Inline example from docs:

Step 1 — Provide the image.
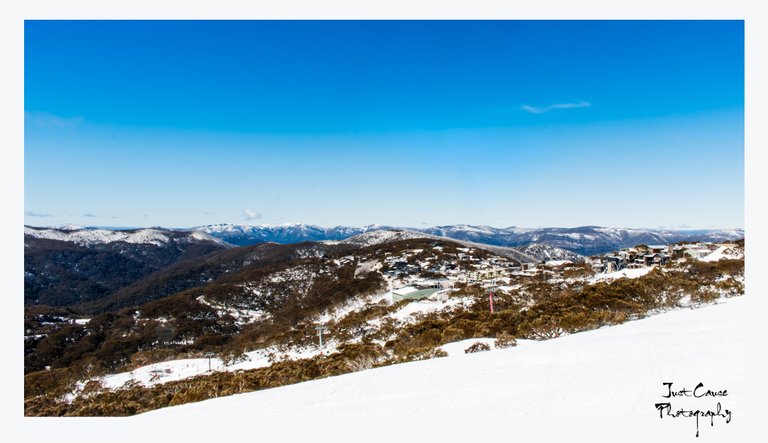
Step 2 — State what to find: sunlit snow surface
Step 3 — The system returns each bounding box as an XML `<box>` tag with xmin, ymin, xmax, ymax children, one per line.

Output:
<box><xmin>24</xmin><ymin>226</ymin><xmax>227</xmax><ymax>247</ymax></box>
<box><xmin>700</xmin><ymin>245</ymin><xmax>744</xmax><ymax>262</ymax></box>
<box><xmin>144</xmin><ymin>297</ymin><xmax>744</xmax><ymax>423</ymax></box>
<box><xmin>590</xmin><ymin>266</ymin><xmax>655</xmax><ymax>283</ymax></box>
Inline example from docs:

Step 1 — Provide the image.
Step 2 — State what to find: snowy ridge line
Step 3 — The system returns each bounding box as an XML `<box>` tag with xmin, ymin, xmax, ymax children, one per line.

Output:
<box><xmin>193</xmin><ymin>223</ymin><xmax>744</xmax><ymax>256</ymax></box>
<box><xmin>322</xmin><ymin>229</ymin><xmax>541</xmax><ymax>264</ymax></box>
<box><xmin>25</xmin><ymin>226</ymin><xmax>172</xmax><ymax>247</ymax></box>
<box><xmin>27</xmin><ymin>223</ymin><xmax>744</xmax><ymax>255</ymax></box>
<box><xmin>444</xmin><ymin>237</ymin><xmax>541</xmax><ymax>263</ymax></box>
<box><xmin>334</xmin><ymin>229</ymin><xmax>443</xmax><ymax>247</ymax></box>
<box><xmin>24</xmin><ymin>225</ymin><xmax>230</xmax><ymax>248</ymax></box>
<box><xmin>334</xmin><ymin>229</ymin><xmax>544</xmax><ymax>264</ymax></box>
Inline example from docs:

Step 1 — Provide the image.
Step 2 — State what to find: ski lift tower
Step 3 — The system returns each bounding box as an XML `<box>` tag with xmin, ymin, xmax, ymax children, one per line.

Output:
<box><xmin>204</xmin><ymin>351</ymin><xmax>216</xmax><ymax>372</ymax></box>
<box><xmin>315</xmin><ymin>325</ymin><xmax>327</xmax><ymax>348</ymax></box>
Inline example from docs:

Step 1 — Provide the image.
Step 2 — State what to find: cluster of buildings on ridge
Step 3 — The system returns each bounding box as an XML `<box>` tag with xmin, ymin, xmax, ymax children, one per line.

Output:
<box><xmin>383</xmin><ymin>241</ymin><xmax>742</xmax><ymax>303</ymax></box>
<box><xmin>380</xmin><ymin>246</ymin><xmax>521</xmax><ymax>303</ymax></box>
<box><xmin>594</xmin><ymin>242</ymin><xmax>738</xmax><ymax>273</ymax></box>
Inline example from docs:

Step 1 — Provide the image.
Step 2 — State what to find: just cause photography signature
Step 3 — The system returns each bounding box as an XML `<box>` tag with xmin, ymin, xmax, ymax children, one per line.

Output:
<box><xmin>654</xmin><ymin>382</ymin><xmax>732</xmax><ymax>437</ymax></box>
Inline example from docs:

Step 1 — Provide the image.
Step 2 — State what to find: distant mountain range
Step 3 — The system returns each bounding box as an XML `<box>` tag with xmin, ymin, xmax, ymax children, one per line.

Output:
<box><xmin>24</xmin><ymin>226</ymin><xmax>229</xmax><ymax>307</ymax></box>
<box><xmin>23</xmin><ymin>223</ymin><xmax>743</xmax><ymax>308</ymax></box>
<box><xmin>193</xmin><ymin>223</ymin><xmax>744</xmax><ymax>256</ymax></box>
<box><xmin>192</xmin><ymin>223</ymin><xmax>385</xmax><ymax>246</ymax></box>
<box><xmin>26</xmin><ymin>223</ymin><xmax>744</xmax><ymax>257</ymax></box>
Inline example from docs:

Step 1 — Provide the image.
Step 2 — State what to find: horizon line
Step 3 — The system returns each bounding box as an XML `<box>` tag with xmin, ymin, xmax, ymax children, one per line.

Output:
<box><xmin>23</xmin><ymin>222</ymin><xmax>745</xmax><ymax>232</ymax></box>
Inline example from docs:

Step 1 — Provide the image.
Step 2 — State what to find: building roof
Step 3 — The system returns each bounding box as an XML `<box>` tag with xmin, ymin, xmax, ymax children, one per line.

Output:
<box><xmin>392</xmin><ymin>286</ymin><xmax>418</xmax><ymax>296</ymax></box>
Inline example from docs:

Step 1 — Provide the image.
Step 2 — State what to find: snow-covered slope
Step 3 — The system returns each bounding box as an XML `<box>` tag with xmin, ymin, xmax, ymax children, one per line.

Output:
<box><xmin>25</xmin><ymin>226</ymin><xmax>172</xmax><ymax>247</ymax></box>
<box><xmin>323</xmin><ymin>229</ymin><xmax>540</xmax><ymax>265</ymax></box>
<box><xmin>518</xmin><ymin>242</ymin><xmax>584</xmax><ymax>262</ymax></box>
<box><xmin>335</xmin><ymin>229</ymin><xmax>437</xmax><ymax>247</ymax></box>
<box><xmin>701</xmin><ymin>245</ymin><xmax>745</xmax><ymax>262</ymax></box>
<box><xmin>145</xmin><ymin>297</ymin><xmax>744</xmax><ymax>438</ymax></box>
<box><xmin>25</xmin><ymin>225</ymin><xmax>229</xmax><ymax>248</ymax></box>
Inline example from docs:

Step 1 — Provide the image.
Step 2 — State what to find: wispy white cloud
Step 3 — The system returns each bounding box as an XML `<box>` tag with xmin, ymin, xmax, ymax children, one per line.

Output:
<box><xmin>25</xmin><ymin>210</ymin><xmax>52</xmax><ymax>217</ymax></box>
<box><xmin>25</xmin><ymin>111</ymin><xmax>85</xmax><ymax>128</ymax></box>
<box><xmin>83</xmin><ymin>213</ymin><xmax>98</xmax><ymax>218</ymax></box>
<box><xmin>243</xmin><ymin>209</ymin><xmax>263</xmax><ymax>221</ymax></box>
<box><xmin>520</xmin><ymin>101</ymin><xmax>591</xmax><ymax>114</ymax></box>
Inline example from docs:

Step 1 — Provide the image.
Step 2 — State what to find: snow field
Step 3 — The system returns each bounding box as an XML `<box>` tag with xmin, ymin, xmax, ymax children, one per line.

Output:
<box><xmin>144</xmin><ymin>297</ymin><xmax>744</xmax><ymax>422</ymax></box>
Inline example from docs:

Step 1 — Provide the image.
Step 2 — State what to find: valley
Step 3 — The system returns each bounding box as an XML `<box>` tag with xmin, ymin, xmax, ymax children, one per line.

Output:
<box><xmin>23</xmin><ymin>224</ymin><xmax>744</xmax><ymax>416</ymax></box>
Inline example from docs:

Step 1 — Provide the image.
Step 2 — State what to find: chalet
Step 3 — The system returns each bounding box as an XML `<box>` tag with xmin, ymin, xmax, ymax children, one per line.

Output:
<box><xmin>643</xmin><ymin>252</ymin><xmax>670</xmax><ymax>266</ymax></box>
<box><xmin>591</xmin><ymin>260</ymin><xmax>606</xmax><ymax>273</ymax></box>
<box><xmin>629</xmin><ymin>256</ymin><xmax>646</xmax><ymax>268</ymax></box>
<box><xmin>604</xmin><ymin>254</ymin><xmax>627</xmax><ymax>272</ymax></box>
<box><xmin>481</xmin><ymin>281</ymin><xmax>498</xmax><ymax>290</ymax></box>
<box><xmin>670</xmin><ymin>244</ymin><xmax>687</xmax><ymax>259</ymax></box>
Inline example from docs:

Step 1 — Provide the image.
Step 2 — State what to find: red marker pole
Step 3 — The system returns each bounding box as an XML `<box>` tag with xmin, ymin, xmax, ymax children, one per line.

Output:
<box><xmin>489</xmin><ymin>291</ymin><xmax>494</xmax><ymax>314</ymax></box>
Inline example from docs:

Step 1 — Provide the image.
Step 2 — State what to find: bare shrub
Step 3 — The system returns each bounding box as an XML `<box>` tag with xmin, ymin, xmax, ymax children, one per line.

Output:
<box><xmin>494</xmin><ymin>332</ymin><xmax>517</xmax><ymax>349</ymax></box>
<box><xmin>464</xmin><ymin>342</ymin><xmax>491</xmax><ymax>354</ymax></box>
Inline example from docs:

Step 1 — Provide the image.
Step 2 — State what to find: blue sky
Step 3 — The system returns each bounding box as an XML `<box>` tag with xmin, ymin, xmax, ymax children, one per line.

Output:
<box><xmin>24</xmin><ymin>20</ymin><xmax>744</xmax><ymax>229</ymax></box>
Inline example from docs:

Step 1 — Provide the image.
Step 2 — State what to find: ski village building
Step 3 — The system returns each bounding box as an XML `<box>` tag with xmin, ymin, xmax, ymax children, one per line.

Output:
<box><xmin>390</xmin><ymin>285</ymin><xmax>440</xmax><ymax>302</ymax></box>
<box><xmin>597</xmin><ymin>242</ymin><xmax>738</xmax><ymax>273</ymax></box>
<box><xmin>602</xmin><ymin>245</ymin><xmax>673</xmax><ymax>272</ymax></box>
